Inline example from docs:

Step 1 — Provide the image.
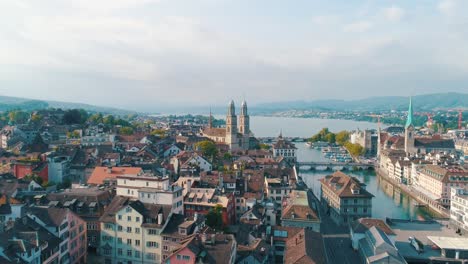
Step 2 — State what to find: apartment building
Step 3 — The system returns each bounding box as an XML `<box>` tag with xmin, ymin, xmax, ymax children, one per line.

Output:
<box><xmin>414</xmin><ymin>165</ymin><xmax>468</xmax><ymax>207</ymax></box>
<box><xmin>320</xmin><ymin>171</ymin><xmax>374</xmax><ymax>225</ymax></box>
<box><xmin>450</xmin><ymin>188</ymin><xmax>468</xmax><ymax>234</ymax></box>
<box><xmin>100</xmin><ymin>196</ymin><xmax>172</xmax><ymax>264</ymax></box>
<box><xmin>116</xmin><ymin>172</ymin><xmax>184</xmax><ymax>214</ymax></box>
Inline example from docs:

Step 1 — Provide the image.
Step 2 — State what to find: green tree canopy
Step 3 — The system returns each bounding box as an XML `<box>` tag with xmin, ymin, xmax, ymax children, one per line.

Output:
<box><xmin>8</xmin><ymin>111</ymin><xmax>29</xmax><ymax>124</ymax></box>
<box><xmin>344</xmin><ymin>142</ymin><xmax>365</xmax><ymax>157</ymax></box>
<box><xmin>195</xmin><ymin>140</ymin><xmax>218</xmax><ymax>158</ymax></box>
<box><xmin>335</xmin><ymin>131</ymin><xmax>350</xmax><ymax>145</ymax></box>
<box><xmin>63</xmin><ymin>109</ymin><xmax>88</xmax><ymax>124</ymax></box>
<box><xmin>205</xmin><ymin>204</ymin><xmax>224</xmax><ymax>230</ymax></box>
<box><xmin>119</xmin><ymin>126</ymin><xmax>134</xmax><ymax>135</ymax></box>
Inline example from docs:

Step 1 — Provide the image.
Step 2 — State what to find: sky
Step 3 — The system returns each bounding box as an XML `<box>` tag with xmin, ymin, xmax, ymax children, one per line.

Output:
<box><xmin>1</xmin><ymin>0</ymin><xmax>468</xmax><ymax>111</ymax></box>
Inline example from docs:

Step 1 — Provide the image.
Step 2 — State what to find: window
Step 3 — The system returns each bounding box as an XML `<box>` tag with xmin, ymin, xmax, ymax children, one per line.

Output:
<box><xmin>135</xmin><ymin>251</ymin><xmax>140</xmax><ymax>258</ymax></box>
<box><xmin>118</xmin><ymin>238</ymin><xmax>122</xmax><ymax>244</ymax></box>
<box><xmin>183</xmin><ymin>256</ymin><xmax>190</xmax><ymax>260</ymax></box>
<box><xmin>126</xmin><ymin>207</ymin><xmax>132</xmax><ymax>213</ymax></box>
<box><xmin>146</xmin><ymin>241</ymin><xmax>159</xmax><ymax>248</ymax></box>
<box><xmin>127</xmin><ymin>239</ymin><xmax>132</xmax><ymax>245</ymax></box>
<box><xmin>118</xmin><ymin>248</ymin><xmax>123</xmax><ymax>256</ymax></box>
<box><xmin>127</xmin><ymin>227</ymin><xmax>132</xmax><ymax>233</ymax></box>
<box><xmin>118</xmin><ymin>225</ymin><xmax>123</xmax><ymax>232</ymax></box>
<box><xmin>136</xmin><ymin>217</ymin><xmax>140</xmax><ymax>222</ymax></box>
<box><xmin>127</xmin><ymin>250</ymin><xmax>132</xmax><ymax>257</ymax></box>
<box><xmin>104</xmin><ymin>248</ymin><xmax>111</xmax><ymax>255</ymax></box>
<box><xmin>128</xmin><ymin>216</ymin><xmax>132</xmax><ymax>221</ymax></box>
<box><xmin>105</xmin><ymin>223</ymin><xmax>113</xmax><ymax>230</ymax></box>
<box><xmin>135</xmin><ymin>240</ymin><xmax>140</xmax><ymax>246</ymax></box>
<box><xmin>163</xmin><ymin>245</ymin><xmax>168</xmax><ymax>251</ymax></box>
<box><xmin>118</xmin><ymin>215</ymin><xmax>122</xmax><ymax>220</ymax></box>
<box><xmin>147</xmin><ymin>229</ymin><xmax>157</xmax><ymax>235</ymax></box>
<box><xmin>146</xmin><ymin>253</ymin><xmax>156</xmax><ymax>260</ymax></box>
<box><xmin>135</xmin><ymin>228</ymin><xmax>140</xmax><ymax>234</ymax></box>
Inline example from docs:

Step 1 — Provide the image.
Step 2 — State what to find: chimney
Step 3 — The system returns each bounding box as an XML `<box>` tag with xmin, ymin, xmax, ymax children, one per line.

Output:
<box><xmin>158</xmin><ymin>213</ymin><xmax>163</xmax><ymax>225</ymax></box>
<box><xmin>187</xmin><ymin>179</ymin><xmax>192</xmax><ymax>193</ymax></box>
<box><xmin>107</xmin><ymin>166</ymin><xmax>112</xmax><ymax>174</ymax></box>
<box><xmin>244</xmin><ymin>175</ymin><xmax>248</xmax><ymax>193</ymax></box>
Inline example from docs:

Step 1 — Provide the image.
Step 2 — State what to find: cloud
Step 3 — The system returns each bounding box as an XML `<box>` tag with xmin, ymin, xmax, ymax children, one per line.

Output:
<box><xmin>312</xmin><ymin>15</ymin><xmax>340</xmax><ymax>26</ymax></box>
<box><xmin>343</xmin><ymin>21</ymin><xmax>373</xmax><ymax>33</ymax></box>
<box><xmin>383</xmin><ymin>6</ymin><xmax>405</xmax><ymax>22</ymax></box>
<box><xmin>438</xmin><ymin>0</ymin><xmax>457</xmax><ymax>15</ymax></box>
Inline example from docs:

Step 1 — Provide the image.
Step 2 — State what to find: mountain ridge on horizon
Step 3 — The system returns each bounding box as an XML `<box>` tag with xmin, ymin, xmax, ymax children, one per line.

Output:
<box><xmin>0</xmin><ymin>92</ymin><xmax>466</xmax><ymax>115</ymax></box>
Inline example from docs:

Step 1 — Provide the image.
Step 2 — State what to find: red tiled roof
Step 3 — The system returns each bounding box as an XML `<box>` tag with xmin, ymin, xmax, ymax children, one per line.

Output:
<box><xmin>87</xmin><ymin>166</ymin><xmax>142</xmax><ymax>185</ymax></box>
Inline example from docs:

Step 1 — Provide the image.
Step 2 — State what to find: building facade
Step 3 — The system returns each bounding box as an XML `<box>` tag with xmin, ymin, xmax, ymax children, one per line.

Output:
<box><xmin>450</xmin><ymin>188</ymin><xmax>468</xmax><ymax>234</ymax></box>
<box><xmin>320</xmin><ymin>171</ymin><xmax>374</xmax><ymax>225</ymax></box>
<box><xmin>116</xmin><ymin>172</ymin><xmax>184</xmax><ymax>214</ymax></box>
<box><xmin>100</xmin><ymin>197</ymin><xmax>172</xmax><ymax>264</ymax></box>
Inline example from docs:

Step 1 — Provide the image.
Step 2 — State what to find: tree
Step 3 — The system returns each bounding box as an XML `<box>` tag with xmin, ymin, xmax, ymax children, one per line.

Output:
<box><xmin>63</xmin><ymin>109</ymin><xmax>87</xmax><ymax>124</ymax></box>
<box><xmin>344</xmin><ymin>142</ymin><xmax>365</xmax><ymax>157</ymax></box>
<box><xmin>88</xmin><ymin>113</ymin><xmax>103</xmax><ymax>124</ymax></box>
<box><xmin>119</xmin><ymin>126</ymin><xmax>134</xmax><ymax>135</ymax></box>
<box><xmin>103</xmin><ymin>115</ymin><xmax>115</xmax><ymax>125</ymax></box>
<box><xmin>325</xmin><ymin>133</ymin><xmax>336</xmax><ymax>144</ymax></box>
<box><xmin>8</xmin><ymin>111</ymin><xmax>29</xmax><ymax>124</ymax></box>
<box><xmin>336</xmin><ymin>131</ymin><xmax>350</xmax><ymax>145</ymax></box>
<box><xmin>259</xmin><ymin>143</ymin><xmax>271</xmax><ymax>150</ymax></box>
<box><xmin>223</xmin><ymin>152</ymin><xmax>232</xmax><ymax>161</ymax></box>
<box><xmin>195</xmin><ymin>140</ymin><xmax>218</xmax><ymax>158</ymax></box>
<box><xmin>30</xmin><ymin>113</ymin><xmax>43</xmax><ymax>123</ymax></box>
<box><xmin>151</xmin><ymin>129</ymin><xmax>167</xmax><ymax>138</ymax></box>
<box><xmin>206</xmin><ymin>204</ymin><xmax>224</xmax><ymax>230</ymax></box>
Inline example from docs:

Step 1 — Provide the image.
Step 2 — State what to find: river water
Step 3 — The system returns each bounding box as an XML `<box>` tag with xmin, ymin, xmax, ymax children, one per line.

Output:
<box><xmin>249</xmin><ymin>115</ymin><xmax>439</xmax><ymax>220</ymax></box>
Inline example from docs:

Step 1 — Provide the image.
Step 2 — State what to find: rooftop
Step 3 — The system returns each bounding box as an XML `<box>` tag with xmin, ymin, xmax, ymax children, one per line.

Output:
<box><xmin>427</xmin><ymin>236</ymin><xmax>468</xmax><ymax>251</ymax></box>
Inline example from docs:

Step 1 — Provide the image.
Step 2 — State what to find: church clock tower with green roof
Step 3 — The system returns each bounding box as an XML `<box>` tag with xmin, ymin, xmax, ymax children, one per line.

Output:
<box><xmin>404</xmin><ymin>97</ymin><xmax>416</xmax><ymax>155</ymax></box>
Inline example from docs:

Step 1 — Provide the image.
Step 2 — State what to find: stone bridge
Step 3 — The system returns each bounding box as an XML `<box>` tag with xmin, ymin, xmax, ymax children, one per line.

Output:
<box><xmin>297</xmin><ymin>161</ymin><xmax>374</xmax><ymax>171</ymax></box>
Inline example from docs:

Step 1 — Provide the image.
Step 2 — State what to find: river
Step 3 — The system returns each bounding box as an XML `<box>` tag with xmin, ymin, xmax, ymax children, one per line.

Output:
<box><xmin>248</xmin><ymin>115</ymin><xmax>440</xmax><ymax>220</ymax></box>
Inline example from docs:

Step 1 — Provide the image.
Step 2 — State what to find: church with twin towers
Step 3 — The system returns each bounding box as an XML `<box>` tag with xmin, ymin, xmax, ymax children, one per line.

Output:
<box><xmin>201</xmin><ymin>100</ymin><xmax>252</xmax><ymax>151</ymax></box>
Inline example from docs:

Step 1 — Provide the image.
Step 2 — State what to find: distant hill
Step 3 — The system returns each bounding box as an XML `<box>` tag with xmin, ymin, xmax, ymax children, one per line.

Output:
<box><xmin>251</xmin><ymin>92</ymin><xmax>468</xmax><ymax>113</ymax></box>
<box><xmin>0</xmin><ymin>95</ymin><xmax>136</xmax><ymax>115</ymax></box>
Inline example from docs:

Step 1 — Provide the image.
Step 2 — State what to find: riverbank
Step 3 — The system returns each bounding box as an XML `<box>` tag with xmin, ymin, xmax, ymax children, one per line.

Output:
<box><xmin>375</xmin><ymin>167</ymin><xmax>449</xmax><ymax>218</ymax></box>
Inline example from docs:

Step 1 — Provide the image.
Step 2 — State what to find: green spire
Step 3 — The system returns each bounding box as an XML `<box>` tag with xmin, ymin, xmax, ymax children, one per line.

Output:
<box><xmin>405</xmin><ymin>97</ymin><xmax>413</xmax><ymax>128</ymax></box>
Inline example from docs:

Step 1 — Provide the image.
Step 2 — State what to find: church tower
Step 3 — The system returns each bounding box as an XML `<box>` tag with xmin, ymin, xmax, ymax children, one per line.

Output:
<box><xmin>239</xmin><ymin>100</ymin><xmax>250</xmax><ymax>135</ymax></box>
<box><xmin>226</xmin><ymin>100</ymin><xmax>239</xmax><ymax>150</ymax></box>
<box><xmin>404</xmin><ymin>97</ymin><xmax>415</xmax><ymax>155</ymax></box>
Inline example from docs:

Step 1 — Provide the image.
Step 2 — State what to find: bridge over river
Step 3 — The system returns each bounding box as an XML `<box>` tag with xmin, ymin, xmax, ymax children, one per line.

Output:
<box><xmin>297</xmin><ymin>161</ymin><xmax>374</xmax><ymax>171</ymax></box>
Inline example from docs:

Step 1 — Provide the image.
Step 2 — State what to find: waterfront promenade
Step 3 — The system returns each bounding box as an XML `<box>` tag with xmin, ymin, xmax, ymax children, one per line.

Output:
<box><xmin>375</xmin><ymin>167</ymin><xmax>450</xmax><ymax>218</ymax></box>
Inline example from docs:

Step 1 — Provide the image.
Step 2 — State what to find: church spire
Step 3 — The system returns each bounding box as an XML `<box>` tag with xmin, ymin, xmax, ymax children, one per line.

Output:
<box><xmin>209</xmin><ymin>107</ymin><xmax>213</xmax><ymax>128</ymax></box>
<box><xmin>405</xmin><ymin>97</ymin><xmax>413</xmax><ymax>128</ymax></box>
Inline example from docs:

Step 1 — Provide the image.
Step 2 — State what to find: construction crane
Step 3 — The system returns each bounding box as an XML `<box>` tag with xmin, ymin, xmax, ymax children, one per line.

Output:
<box><xmin>367</xmin><ymin>114</ymin><xmax>382</xmax><ymax>130</ymax></box>
<box><xmin>459</xmin><ymin>109</ymin><xmax>463</xmax><ymax>129</ymax></box>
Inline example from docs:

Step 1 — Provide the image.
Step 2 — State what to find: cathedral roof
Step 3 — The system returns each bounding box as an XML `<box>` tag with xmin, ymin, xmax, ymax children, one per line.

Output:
<box><xmin>202</xmin><ymin>127</ymin><xmax>226</xmax><ymax>137</ymax></box>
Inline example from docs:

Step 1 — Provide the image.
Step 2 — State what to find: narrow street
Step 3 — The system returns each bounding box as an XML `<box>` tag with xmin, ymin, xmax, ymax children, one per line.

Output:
<box><xmin>308</xmin><ymin>190</ymin><xmax>362</xmax><ymax>264</ymax></box>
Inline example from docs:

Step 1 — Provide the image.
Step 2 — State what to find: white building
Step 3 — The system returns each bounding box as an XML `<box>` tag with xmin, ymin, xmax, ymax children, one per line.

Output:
<box><xmin>100</xmin><ymin>196</ymin><xmax>172</xmax><ymax>264</ymax></box>
<box><xmin>450</xmin><ymin>188</ymin><xmax>468</xmax><ymax>234</ymax></box>
<box><xmin>272</xmin><ymin>133</ymin><xmax>297</xmax><ymax>164</ymax></box>
<box><xmin>116</xmin><ymin>173</ymin><xmax>184</xmax><ymax>214</ymax></box>
<box><xmin>47</xmin><ymin>155</ymin><xmax>71</xmax><ymax>184</ymax></box>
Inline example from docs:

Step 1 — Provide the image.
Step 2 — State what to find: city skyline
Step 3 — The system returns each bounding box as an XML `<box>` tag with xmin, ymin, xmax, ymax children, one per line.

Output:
<box><xmin>1</xmin><ymin>0</ymin><xmax>468</xmax><ymax>111</ymax></box>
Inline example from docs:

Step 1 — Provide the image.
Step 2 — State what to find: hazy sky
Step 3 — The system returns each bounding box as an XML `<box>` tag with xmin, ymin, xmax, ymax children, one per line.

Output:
<box><xmin>1</xmin><ymin>0</ymin><xmax>468</xmax><ymax>111</ymax></box>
